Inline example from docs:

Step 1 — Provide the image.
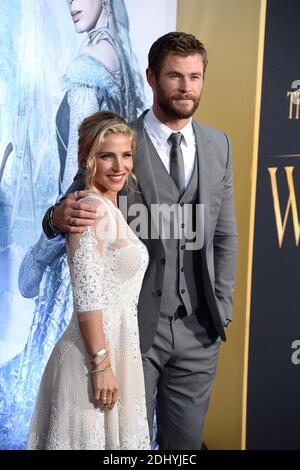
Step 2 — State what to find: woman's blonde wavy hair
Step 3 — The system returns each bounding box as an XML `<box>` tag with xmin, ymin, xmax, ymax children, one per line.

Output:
<box><xmin>78</xmin><ymin>110</ymin><xmax>138</xmax><ymax>196</ymax></box>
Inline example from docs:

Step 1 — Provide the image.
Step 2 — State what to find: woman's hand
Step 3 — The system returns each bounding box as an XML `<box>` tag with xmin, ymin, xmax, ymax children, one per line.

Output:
<box><xmin>92</xmin><ymin>358</ymin><xmax>118</xmax><ymax>411</ymax></box>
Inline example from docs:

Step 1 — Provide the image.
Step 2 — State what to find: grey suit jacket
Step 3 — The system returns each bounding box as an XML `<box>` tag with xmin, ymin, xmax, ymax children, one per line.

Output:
<box><xmin>43</xmin><ymin>111</ymin><xmax>237</xmax><ymax>352</ymax></box>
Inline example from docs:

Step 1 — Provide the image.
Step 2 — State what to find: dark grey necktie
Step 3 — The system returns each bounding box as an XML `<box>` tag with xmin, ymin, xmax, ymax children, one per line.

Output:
<box><xmin>168</xmin><ymin>132</ymin><xmax>185</xmax><ymax>193</ymax></box>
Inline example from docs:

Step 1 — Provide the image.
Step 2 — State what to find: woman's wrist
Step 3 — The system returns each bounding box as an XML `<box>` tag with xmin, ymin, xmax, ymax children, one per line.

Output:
<box><xmin>92</xmin><ymin>355</ymin><xmax>110</xmax><ymax>370</ymax></box>
<box><xmin>88</xmin><ymin>346</ymin><xmax>111</xmax><ymax>374</ymax></box>
<box><xmin>91</xmin><ymin>364</ymin><xmax>112</xmax><ymax>376</ymax></box>
<box><xmin>89</xmin><ymin>347</ymin><xmax>107</xmax><ymax>361</ymax></box>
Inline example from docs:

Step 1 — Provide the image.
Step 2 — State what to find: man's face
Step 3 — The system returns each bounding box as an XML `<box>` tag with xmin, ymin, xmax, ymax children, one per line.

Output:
<box><xmin>148</xmin><ymin>53</ymin><xmax>204</xmax><ymax>120</ymax></box>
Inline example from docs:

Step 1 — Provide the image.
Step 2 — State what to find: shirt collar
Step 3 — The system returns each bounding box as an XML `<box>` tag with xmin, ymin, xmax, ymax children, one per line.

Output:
<box><xmin>144</xmin><ymin>107</ymin><xmax>194</xmax><ymax>146</ymax></box>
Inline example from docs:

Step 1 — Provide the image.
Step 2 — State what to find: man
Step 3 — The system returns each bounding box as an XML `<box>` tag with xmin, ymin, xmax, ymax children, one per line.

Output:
<box><xmin>43</xmin><ymin>32</ymin><xmax>237</xmax><ymax>450</ymax></box>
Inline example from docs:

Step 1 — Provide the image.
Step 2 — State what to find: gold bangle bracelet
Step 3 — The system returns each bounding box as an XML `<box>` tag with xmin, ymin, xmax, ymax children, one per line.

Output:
<box><xmin>90</xmin><ymin>348</ymin><xmax>107</xmax><ymax>361</ymax></box>
<box><xmin>90</xmin><ymin>353</ymin><xmax>108</xmax><ymax>367</ymax></box>
<box><xmin>91</xmin><ymin>365</ymin><xmax>112</xmax><ymax>376</ymax></box>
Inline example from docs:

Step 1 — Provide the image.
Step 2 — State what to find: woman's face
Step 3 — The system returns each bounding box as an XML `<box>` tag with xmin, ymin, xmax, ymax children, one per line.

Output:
<box><xmin>94</xmin><ymin>132</ymin><xmax>134</xmax><ymax>202</ymax></box>
<box><xmin>67</xmin><ymin>0</ymin><xmax>103</xmax><ymax>33</ymax></box>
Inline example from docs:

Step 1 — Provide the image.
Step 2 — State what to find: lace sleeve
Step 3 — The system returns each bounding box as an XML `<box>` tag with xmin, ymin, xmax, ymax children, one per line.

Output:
<box><xmin>67</xmin><ymin>197</ymin><xmax>113</xmax><ymax>319</ymax></box>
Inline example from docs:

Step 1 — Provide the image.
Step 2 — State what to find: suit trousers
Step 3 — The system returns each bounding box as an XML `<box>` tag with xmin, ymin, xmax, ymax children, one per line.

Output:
<box><xmin>142</xmin><ymin>308</ymin><xmax>220</xmax><ymax>450</ymax></box>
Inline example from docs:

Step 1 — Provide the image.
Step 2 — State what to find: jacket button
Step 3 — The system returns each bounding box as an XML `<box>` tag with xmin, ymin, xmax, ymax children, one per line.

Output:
<box><xmin>161</xmin><ymin>258</ymin><xmax>166</xmax><ymax>265</ymax></box>
<box><xmin>181</xmin><ymin>245</ymin><xmax>185</xmax><ymax>250</ymax></box>
<box><xmin>181</xmin><ymin>289</ymin><xmax>185</xmax><ymax>294</ymax></box>
<box><xmin>181</xmin><ymin>267</ymin><xmax>185</xmax><ymax>272</ymax></box>
<box><xmin>156</xmin><ymin>290</ymin><xmax>162</xmax><ymax>296</ymax></box>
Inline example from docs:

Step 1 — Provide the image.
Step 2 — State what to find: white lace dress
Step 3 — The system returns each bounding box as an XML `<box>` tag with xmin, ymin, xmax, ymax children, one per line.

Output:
<box><xmin>27</xmin><ymin>193</ymin><xmax>150</xmax><ymax>450</ymax></box>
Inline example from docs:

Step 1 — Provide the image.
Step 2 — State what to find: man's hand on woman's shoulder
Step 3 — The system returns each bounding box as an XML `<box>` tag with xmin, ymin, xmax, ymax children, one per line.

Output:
<box><xmin>53</xmin><ymin>191</ymin><xmax>98</xmax><ymax>234</ymax></box>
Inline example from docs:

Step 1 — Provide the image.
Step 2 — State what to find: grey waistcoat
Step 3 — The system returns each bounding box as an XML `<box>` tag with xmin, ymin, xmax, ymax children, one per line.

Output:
<box><xmin>146</xmin><ymin>133</ymin><xmax>202</xmax><ymax>316</ymax></box>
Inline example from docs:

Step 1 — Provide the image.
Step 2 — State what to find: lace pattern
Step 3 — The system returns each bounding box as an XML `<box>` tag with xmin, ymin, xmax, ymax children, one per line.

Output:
<box><xmin>28</xmin><ymin>193</ymin><xmax>150</xmax><ymax>449</ymax></box>
<box><xmin>70</xmin><ymin>228</ymin><xmax>106</xmax><ymax>313</ymax></box>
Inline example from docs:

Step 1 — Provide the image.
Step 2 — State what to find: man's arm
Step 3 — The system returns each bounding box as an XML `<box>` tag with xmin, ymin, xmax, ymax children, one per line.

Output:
<box><xmin>42</xmin><ymin>168</ymin><xmax>97</xmax><ymax>239</ymax></box>
<box><xmin>213</xmin><ymin>133</ymin><xmax>238</xmax><ymax>325</ymax></box>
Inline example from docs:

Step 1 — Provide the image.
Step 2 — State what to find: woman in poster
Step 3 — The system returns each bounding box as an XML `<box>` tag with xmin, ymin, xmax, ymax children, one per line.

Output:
<box><xmin>58</xmin><ymin>0</ymin><xmax>144</xmax><ymax>194</ymax></box>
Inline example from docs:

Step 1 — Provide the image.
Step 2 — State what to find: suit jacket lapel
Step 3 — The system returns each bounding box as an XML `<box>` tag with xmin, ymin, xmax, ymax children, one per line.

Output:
<box><xmin>133</xmin><ymin>112</ymin><xmax>160</xmax><ymax>208</ymax></box>
<box><xmin>131</xmin><ymin>111</ymin><xmax>165</xmax><ymax>248</ymax></box>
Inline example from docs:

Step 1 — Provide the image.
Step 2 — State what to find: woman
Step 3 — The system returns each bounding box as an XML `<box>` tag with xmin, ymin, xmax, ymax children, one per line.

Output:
<box><xmin>27</xmin><ymin>111</ymin><xmax>150</xmax><ymax>450</ymax></box>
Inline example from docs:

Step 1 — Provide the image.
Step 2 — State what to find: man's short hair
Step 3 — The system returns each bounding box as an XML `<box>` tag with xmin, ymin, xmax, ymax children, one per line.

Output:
<box><xmin>148</xmin><ymin>31</ymin><xmax>208</xmax><ymax>78</ymax></box>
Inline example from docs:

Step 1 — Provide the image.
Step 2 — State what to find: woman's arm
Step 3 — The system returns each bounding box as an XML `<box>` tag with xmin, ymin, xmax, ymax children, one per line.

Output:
<box><xmin>68</xmin><ymin>198</ymin><xmax>118</xmax><ymax>410</ymax></box>
<box><xmin>79</xmin><ymin>312</ymin><xmax>118</xmax><ymax>411</ymax></box>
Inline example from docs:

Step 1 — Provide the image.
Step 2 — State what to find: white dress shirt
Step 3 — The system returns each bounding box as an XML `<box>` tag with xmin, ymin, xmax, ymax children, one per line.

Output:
<box><xmin>144</xmin><ymin>108</ymin><xmax>196</xmax><ymax>188</ymax></box>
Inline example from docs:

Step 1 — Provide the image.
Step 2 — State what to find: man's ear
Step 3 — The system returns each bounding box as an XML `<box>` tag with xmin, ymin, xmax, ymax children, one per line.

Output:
<box><xmin>146</xmin><ymin>67</ymin><xmax>156</xmax><ymax>89</ymax></box>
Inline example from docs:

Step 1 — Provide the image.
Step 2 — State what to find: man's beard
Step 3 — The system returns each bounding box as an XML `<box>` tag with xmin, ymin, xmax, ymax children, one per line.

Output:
<box><xmin>156</xmin><ymin>87</ymin><xmax>201</xmax><ymax>119</ymax></box>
